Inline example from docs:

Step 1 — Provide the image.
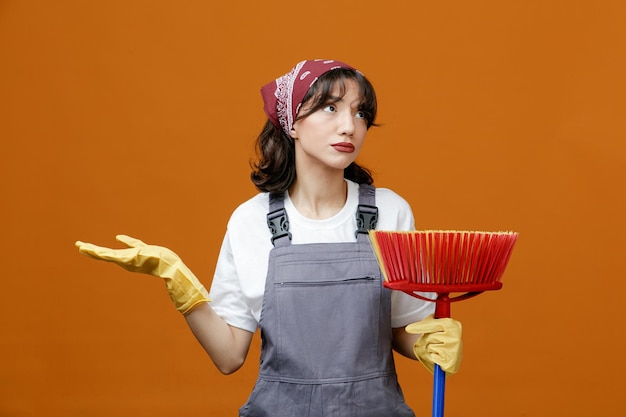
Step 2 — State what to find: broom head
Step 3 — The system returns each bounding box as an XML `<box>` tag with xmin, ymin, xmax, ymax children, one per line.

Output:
<box><xmin>369</xmin><ymin>230</ymin><xmax>518</xmax><ymax>295</ymax></box>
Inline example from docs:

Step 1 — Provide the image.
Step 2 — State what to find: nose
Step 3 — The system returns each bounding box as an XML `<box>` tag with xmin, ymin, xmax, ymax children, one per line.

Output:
<box><xmin>338</xmin><ymin>109</ymin><xmax>355</xmax><ymax>136</ymax></box>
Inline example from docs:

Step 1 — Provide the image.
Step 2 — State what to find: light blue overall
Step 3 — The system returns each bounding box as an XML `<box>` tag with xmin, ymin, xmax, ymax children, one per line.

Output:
<box><xmin>239</xmin><ymin>184</ymin><xmax>415</xmax><ymax>417</ymax></box>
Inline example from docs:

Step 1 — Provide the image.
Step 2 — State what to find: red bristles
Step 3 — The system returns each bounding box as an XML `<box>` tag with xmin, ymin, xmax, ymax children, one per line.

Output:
<box><xmin>369</xmin><ymin>230</ymin><xmax>518</xmax><ymax>294</ymax></box>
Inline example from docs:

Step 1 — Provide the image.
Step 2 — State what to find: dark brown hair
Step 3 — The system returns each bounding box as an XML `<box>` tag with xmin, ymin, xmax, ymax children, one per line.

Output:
<box><xmin>250</xmin><ymin>68</ymin><xmax>377</xmax><ymax>193</ymax></box>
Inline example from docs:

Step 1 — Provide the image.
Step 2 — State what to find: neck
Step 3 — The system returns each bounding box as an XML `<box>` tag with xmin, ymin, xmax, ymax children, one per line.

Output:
<box><xmin>288</xmin><ymin>174</ymin><xmax>347</xmax><ymax>220</ymax></box>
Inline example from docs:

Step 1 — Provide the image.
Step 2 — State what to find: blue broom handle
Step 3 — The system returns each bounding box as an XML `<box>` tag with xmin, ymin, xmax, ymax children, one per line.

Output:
<box><xmin>433</xmin><ymin>294</ymin><xmax>450</xmax><ymax>417</ymax></box>
<box><xmin>433</xmin><ymin>363</ymin><xmax>446</xmax><ymax>417</ymax></box>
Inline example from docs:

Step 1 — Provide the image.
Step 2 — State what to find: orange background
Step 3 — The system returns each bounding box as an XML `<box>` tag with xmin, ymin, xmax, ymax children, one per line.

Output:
<box><xmin>1</xmin><ymin>1</ymin><xmax>625</xmax><ymax>416</ymax></box>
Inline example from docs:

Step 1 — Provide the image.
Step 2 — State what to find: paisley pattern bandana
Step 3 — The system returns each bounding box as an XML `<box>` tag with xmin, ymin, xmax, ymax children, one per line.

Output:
<box><xmin>260</xmin><ymin>59</ymin><xmax>355</xmax><ymax>136</ymax></box>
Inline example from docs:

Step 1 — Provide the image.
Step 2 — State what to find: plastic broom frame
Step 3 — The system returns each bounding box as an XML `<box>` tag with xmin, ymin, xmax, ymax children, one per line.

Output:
<box><xmin>369</xmin><ymin>230</ymin><xmax>518</xmax><ymax>417</ymax></box>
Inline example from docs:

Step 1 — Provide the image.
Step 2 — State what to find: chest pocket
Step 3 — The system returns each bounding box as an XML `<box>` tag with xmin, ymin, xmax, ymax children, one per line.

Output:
<box><xmin>271</xmin><ymin>249</ymin><xmax>385</xmax><ymax>381</ymax></box>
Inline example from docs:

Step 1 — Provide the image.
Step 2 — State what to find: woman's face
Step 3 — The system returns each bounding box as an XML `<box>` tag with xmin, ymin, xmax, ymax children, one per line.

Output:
<box><xmin>290</xmin><ymin>79</ymin><xmax>368</xmax><ymax>174</ymax></box>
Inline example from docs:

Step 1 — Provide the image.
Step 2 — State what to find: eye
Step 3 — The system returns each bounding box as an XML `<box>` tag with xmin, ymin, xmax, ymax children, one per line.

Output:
<box><xmin>322</xmin><ymin>104</ymin><xmax>336</xmax><ymax>112</ymax></box>
<box><xmin>356</xmin><ymin>110</ymin><xmax>370</xmax><ymax>122</ymax></box>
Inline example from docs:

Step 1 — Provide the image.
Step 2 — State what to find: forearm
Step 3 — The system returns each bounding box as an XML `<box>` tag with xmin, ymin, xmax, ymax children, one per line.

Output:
<box><xmin>392</xmin><ymin>327</ymin><xmax>420</xmax><ymax>360</ymax></box>
<box><xmin>185</xmin><ymin>303</ymin><xmax>254</xmax><ymax>375</ymax></box>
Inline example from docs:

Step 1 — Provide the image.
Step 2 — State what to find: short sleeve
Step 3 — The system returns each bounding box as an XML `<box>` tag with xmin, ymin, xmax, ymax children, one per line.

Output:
<box><xmin>390</xmin><ymin>291</ymin><xmax>436</xmax><ymax>328</ymax></box>
<box><xmin>208</xmin><ymin>231</ymin><xmax>259</xmax><ymax>333</ymax></box>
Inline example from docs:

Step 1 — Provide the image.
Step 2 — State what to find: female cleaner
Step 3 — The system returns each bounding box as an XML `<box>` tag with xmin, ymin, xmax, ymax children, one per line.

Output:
<box><xmin>76</xmin><ymin>59</ymin><xmax>462</xmax><ymax>416</ymax></box>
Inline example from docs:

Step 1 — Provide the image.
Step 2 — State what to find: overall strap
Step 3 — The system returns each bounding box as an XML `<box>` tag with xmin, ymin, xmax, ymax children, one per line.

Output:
<box><xmin>355</xmin><ymin>184</ymin><xmax>378</xmax><ymax>241</ymax></box>
<box><xmin>267</xmin><ymin>184</ymin><xmax>378</xmax><ymax>246</ymax></box>
<box><xmin>267</xmin><ymin>192</ymin><xmax>291</xmax><ymax>247</ymax></box>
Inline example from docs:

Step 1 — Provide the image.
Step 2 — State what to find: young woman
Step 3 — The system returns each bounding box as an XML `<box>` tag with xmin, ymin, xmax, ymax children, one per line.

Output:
<box><xmin>76</xmin><ymin>59</ymin><xmax>462</xmax><ymax>416</ymax></box>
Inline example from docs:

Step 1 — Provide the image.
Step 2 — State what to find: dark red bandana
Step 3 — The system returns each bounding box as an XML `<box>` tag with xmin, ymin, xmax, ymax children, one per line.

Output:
<box><xmin>260</xmin><ymin>59</ymin><xmax>355</xmax><ymax>136</ymax></box>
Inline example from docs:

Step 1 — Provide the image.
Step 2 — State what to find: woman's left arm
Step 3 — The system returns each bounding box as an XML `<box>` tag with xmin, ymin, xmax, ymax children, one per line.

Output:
<box><xmin>392</xmin><ymin>327</ymin><xmax>420</xmax><ymax>360</ymax></box>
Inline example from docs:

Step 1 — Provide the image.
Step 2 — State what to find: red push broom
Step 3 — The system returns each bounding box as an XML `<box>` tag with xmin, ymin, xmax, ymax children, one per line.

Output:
<box><xmin>368</xmin><ymin>230</ymin><xmax>518</xmax><ymax>417</ymax></box>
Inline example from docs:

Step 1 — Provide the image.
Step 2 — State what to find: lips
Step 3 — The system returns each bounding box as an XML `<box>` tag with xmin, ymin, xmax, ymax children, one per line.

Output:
<box><xmin>331</xmin><ymin>142</ymin><xmax>355</xmax><ymax>153</ymax></box>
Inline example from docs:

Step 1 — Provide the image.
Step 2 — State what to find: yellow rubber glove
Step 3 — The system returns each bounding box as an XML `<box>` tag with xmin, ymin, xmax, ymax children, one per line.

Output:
<box><xmin>75</xmin><ymin>235</ymin><xmax>210</xmax><ymax>315</ymax></box>
<box><xmin>405</xmin><ymin>314</ymin><xmax>463</xmax><ymax>375</ymax></box>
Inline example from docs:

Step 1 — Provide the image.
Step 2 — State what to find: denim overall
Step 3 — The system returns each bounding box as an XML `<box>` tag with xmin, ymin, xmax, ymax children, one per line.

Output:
<box><xmin>239</xmin><ymin>184</ymin><xmax>415</xmax><ymax>417</ymax></box>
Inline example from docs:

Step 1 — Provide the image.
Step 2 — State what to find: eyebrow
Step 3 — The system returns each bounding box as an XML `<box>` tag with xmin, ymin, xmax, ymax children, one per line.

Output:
<box><xmin>324</xmin><ymin>95</ymin><xmax>342</xmax><ymax>104</ymax></box>
<box><xmin>324</xmin><ymin>95</ymin><xmax>364</xmax><ymax>108</ymax></box>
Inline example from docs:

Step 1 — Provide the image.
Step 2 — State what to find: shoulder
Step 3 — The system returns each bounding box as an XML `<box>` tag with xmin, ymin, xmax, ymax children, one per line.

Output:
<box><xmin>373</xmin><ymin>186</ymin><xmax>415</xmax><ymax>231</ymax></box>
<box><xmin>226</xmin><ymin>192</ymin><xmax>274</xmax><ymax>242</ymax></box>
<box><xmin>350</xmin><ymin>181</ymin><xmax>410</xmax><ymax>211</ymax></box>
<box><xmin>375</xmin><ymin>187</ymin><xmax>411</xmax><ymax>210</ymax></box>
<box><xmin>228</xmin><ymin>193</ymin><xmax>270</xmax><ymax>227</ymax></box>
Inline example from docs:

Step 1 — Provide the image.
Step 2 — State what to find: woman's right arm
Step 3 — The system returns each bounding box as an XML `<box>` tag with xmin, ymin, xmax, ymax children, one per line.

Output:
<box><xmin>75</xmin><ymin>235</ymin><xmax>255</xmax><ymax>374</ymax></box>
<box><xmin>184</xmin><ymin>303</ymin><xmax>254</xmax><ymax>375</ymax></box>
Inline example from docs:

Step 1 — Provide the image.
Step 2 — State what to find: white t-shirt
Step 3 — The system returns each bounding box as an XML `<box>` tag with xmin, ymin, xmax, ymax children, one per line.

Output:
<box><xmin>209</xmin><ymin>180</ymin><xmax>435</xmax><ymax>333</ymax></box>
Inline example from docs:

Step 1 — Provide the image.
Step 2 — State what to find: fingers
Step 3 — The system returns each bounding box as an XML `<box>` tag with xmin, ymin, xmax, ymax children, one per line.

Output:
<box><xmin>406</xmin><ymin>323</ymin><xmax>442</xmax><ymax>335</ymax></box>
<box><xmin>75</xmin><ymin>235</ymin><xmax>146</xmax><ymax>251</ymax></box>
<box><xmin>405</xmin><ymin>316</ymin><xmax>461</xmax><ymax>335</ymax></box>
<box><xmin>75</xmin><ymin>240</ymin><xmax>133</xmax><ymax>262</ymax></box>
<box><xmin>75</xmin><ymin>240</ymin><xmax>106</xmax><ymax>258</ymax></box>
<box><xmin>75</xmin><ymin>240</ymin><xmax>100</xmax><ymax>257</ymax></box>
<box><xmin>405</xmin><ymin>315</ymin><xmax>441</xmax><ymax>335</ymax></box>
<box><xmin>116</xmin><ymin>234</ymin><xmax>147</xmax><ymax>248</ymax></box>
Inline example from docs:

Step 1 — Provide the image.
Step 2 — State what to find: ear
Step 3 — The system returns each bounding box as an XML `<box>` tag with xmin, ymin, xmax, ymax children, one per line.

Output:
<box><xmin>290</xmin><ymin>128</ymin><xmax>298</xmax><ymax>139</ymax></box>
